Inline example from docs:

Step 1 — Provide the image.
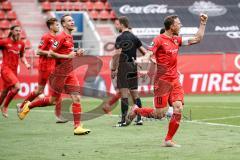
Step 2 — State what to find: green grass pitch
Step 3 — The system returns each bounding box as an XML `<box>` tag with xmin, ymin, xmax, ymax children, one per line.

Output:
<box><xmin>0</xmin><ymin>94</ymin><xmax>240</xmax><ymax>160</ymax></box>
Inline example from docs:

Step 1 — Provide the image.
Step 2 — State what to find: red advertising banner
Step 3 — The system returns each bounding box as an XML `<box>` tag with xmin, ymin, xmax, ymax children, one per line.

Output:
<box><xmin>1</xmin><ymin>53</ymin><xmax>240</xmax><ymax>98</ymax></box>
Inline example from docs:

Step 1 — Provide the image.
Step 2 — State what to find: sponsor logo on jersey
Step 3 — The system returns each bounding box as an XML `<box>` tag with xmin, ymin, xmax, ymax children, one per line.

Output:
<box><xmin>173</xmin><ymin>39</ymin><xmax>179</xmax><ymax>46</ymax></box>
<box><xmin>53</xmin><ymin>41</ymin><xmax>59</xmax><ymax>48</ymax></box>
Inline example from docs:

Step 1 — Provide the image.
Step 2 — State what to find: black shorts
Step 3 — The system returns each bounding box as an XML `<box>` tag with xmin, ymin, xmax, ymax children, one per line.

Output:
<box><xmin>117</xmin><ymin>62</ymin><xmax>138</xmax><ymax>90</ymax></box>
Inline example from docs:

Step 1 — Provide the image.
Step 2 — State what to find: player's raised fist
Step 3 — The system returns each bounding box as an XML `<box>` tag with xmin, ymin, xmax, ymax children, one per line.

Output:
<box><xmin>76</xmin><ymin>48</ymin><xmax>85</xmax><ymax>56</ymax></box>
<box><xmin>200</xmin><ymin>13</ymin><xmax>208</xmax><ymax>24</ymax></box>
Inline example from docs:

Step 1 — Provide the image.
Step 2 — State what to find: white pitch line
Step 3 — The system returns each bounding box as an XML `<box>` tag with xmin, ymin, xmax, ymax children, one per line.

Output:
<box><xmin>197</xmin><ymin>115</ymin><xmax>240</xmax><ymax>121</ymax></box>
<box><xmin>3</xmin><ymin>109</ymin><xmax>240</xmax><ymax>128</ymax></box>
<box><xmin>186</xmin><ymin>120</ymin><xmax>240</xmax><ymax>128</ymax></box>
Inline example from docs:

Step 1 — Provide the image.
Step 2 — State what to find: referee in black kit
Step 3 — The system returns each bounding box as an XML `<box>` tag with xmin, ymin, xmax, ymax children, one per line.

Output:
<box><xmin>112</xmin><ymin>16</ymin><xmax>148</xmax><ymax>126</ymax></box>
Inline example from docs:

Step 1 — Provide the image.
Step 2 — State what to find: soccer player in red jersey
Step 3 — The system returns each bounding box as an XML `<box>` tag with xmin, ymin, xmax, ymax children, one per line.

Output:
<box><xmin>127</xmin><ymin>14</ymin><xmax>208</xmax><ymax>147</ymax></box>
<box><xmin>0</xmin><ymin>25</ymin><xmax>30</xmax><ymax>118</ymax></box>
<box><xmin>17</xmin><ymin>18</ymin><xmax>66</xmax><ymax>123</ymax></box>
<box><xmin>18</xmin><ymin>14</ymin><xmax>90</xmax><ymax>135</ymax></box>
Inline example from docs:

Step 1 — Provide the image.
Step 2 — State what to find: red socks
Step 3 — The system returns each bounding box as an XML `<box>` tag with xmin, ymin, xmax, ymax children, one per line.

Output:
<box><xmin>108</xmin><ymin>92</ymin><xmax>121</xmax><ymax>106</ymax></box>
<box><xmin>135</xmin><ymin>108</ymin><xmax>155</xmax><ymax>118</ymax></box>
<box><xmin>72</xmin><ymin>103</ymin><xmax>82</xmax><ymax>128</ymax></box>
<box><xmin>20</xmin><ymin>92</ymin><xmax>39</xmax><ymax>109</ymax></box>
<box><xmin>3</xmin><ymin>88</ymin><xmax>19</xmax><ymax>108</ymax></box>
<box><xmin>29</xmin><ymin>97</ymin><xmax>52</xmax><ymax>109</ymax></box>
<box><xmin>165</xmin><ymin>113</ymin><xmax>182</xmax><ymax>141</ymax></box>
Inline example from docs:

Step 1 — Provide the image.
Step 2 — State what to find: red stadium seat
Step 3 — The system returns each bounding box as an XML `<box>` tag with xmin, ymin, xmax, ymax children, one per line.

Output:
<box><xmin>48</xmin><ymin>0</ymin><xmax>57</xmax><ymax>2</ymax></box>
<box><xmin>105</xmin><ymin>2</ymin><xmax>112</xmax><ymax>11</ymax></box>
<box><xmin>100</xmin><ymin>0</ymin><xmax>107</xmax><ymax>2</ymax></box>
<box><xmin>73</xmin><ymin>3</ymin><xmax>84</xmax><ymax>11</ymax></box>
<box><xmin>94</xmin><ymin>1</ymin><xmax>104</xmax><ymax>11</ymax></box>
<box><xmin>42</xmin><ymin>2</ymin><xmax>52</xmax><ymax>12</ymax></box>
<box><xmin>65</xmin><ymin>3</ymin><xmax>74</xmax><ymax>11</ymax></box>
<box><xmin>86</xmin><ymin>1</ymin><xmax>94</xmax><ymax>11</ymax></box>
<box><xmin>3</xmin><ymin>29</ymin><xmax>9</xmax><ymax>36</ymax></box>
<box><xmin>69</xmin><ymin>0</ymin><xmax>78</xmax><ymax>2</ymax></box>
<box><xmin>99</xmin><ymin>10</ymin><xmax>109</xmax><ymax>20</ymax></box>
<box><xmin>90</xmin><ymin>0</ymin><xmax>97</xmax><ymax>2</ymax></box>
<box><xmin>2</xmin><ymin>1</ymin><xmax>12</xmax><ymax>11</ymax></box>
<box><xmin>89</xmin><ymin>10</ymin><xmax>98</xmax><ymax>20</ymax></box>
<box><xmin>0</xmin><ymin>30</ymin><xmax>4</xmax><ymax>39</ymax></box>
<box><xmin>61</xmin><ymin>3</ymin><xmax>69</xmax><ymax>11</ymax></box>
<box><xmin>0</xmin><ymin>11</ymin><xmax>6</xmax><ymax>20</ymax></box>
<box><xmin>25</xmin><ymin>40</ymin><xmax>32</xmax><ymax>49</ymax></box>
<box><xmin>11</xmin><ymin>20</ymin><xmax>21</xmax><ymax>26</ymax></box>
<box><xmin>58</xmin><ymin>0</ymin><xmax>67</xmax><ymax>2</ymax></box>
<box><xmin>0</xmin><ymin>30</ymin><xmax>8</xmax><ymax>39</ymax></box>
<box><xmin>0</xmin><ymin>20</ymin><xmax>11</xmax><ymax>29</ymax></box>
<box><xmin>109</xmin><ymin>10</ymin><xmax>116</xmax><ymax>20</ymax></box>
<box><xmin>6</xmin><ymin>11</ymin><xmax>17</xmax><ymax>20</ymax></box>
<box><xmin>55</xmin><ymin>2</ymin><xmax>64</xmax><ymax>11</ymax></box>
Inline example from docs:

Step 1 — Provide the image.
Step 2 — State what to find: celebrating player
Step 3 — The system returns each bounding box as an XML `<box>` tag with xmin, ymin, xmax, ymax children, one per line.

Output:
<box><xmin>18</xmin><ymin>14</ymin><xmax>90</xmax><ymax>135</ymax></box>
<box><xmin>0</xmin><ymin>25</ymin><xmax>30</xmax><ymax>118</ymax></box>
<box><xmin>17</xmin><ymin>18</ymin><xmax>67</xmax><ymax>123</ymax></box>
<box><xmin>127</xmin><ymin>14</ymin><xmax>208</xmax><ymax>147</ymax></box>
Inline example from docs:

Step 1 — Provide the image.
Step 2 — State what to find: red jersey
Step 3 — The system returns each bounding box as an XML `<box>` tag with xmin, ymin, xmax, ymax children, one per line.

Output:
<box><xmin>148</xmin><ymin>34</ymin><xmax>182</xmax><ymax>81</ymax></box>
<box><xmin>0</xmin><ymin>38</ymin><xmax>25</xmax><ymax>72</ymax></box>
<box><xmin>51</xmin><ymin>31</ymin><xmax>74</xmax><ymax>65</ymax></box>
<box><xmin>38</xmin><ymin>32</ymin><xmax>56</xmax><ymax>71</ymax></box>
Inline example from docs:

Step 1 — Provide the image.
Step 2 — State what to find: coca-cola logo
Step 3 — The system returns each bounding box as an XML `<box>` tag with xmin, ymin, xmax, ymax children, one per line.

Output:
<box><xmin>188</xmin><ymin>1</ymin><xmax>227</xmax><ymax>16</ymax></box>
<box><xmin>119</xmin><ymin>4</ymin><xmax>175</xmax><ymax>14</ymax></box>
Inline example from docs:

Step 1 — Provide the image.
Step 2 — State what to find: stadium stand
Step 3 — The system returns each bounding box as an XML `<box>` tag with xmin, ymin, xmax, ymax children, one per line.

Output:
<box><xmin>37</xmin><ymin>0</ymin><xmax>118</xmax><ymax>56</ymax></box>
<box><xmin>0</xmin><ymin>0</ymin><xmax>27</xmax><ymax>41</ymax></box>
<box><xmin>39</xmin><ymin>0</ymin><xmax>115</xmax><ymax>21</ymax></box>
<box><xmin>108</xmin><ymin>0</ymin><xmax>240</xmax><ymax>53</ymax></box>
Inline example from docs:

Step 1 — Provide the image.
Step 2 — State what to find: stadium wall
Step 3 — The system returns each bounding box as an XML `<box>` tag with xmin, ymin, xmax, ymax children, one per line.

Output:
<box><xmin>1</xmin><ymin>53</ymin><xmax>240</xmax><ymax>98</ymax></box>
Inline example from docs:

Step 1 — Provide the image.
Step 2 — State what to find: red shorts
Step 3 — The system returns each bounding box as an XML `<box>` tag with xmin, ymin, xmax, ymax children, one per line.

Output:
<box><xmin>50</xmin><ymin>73</ymin><xmax>80</xmax><ymax>97</ymax></box>
<box><xmin>153</xmin><ymin>78</ymin><xmax>184</xmax><ymax>108</ymax></box>
<box><xmin>38</xmin><ymin>70</ymin><xmax>52</xmax><ymax>86</ymax></box>
<box><xmin>1</xmin><ymin>67</ymin><xmax>19</xmax><ymax>89</ymax></box>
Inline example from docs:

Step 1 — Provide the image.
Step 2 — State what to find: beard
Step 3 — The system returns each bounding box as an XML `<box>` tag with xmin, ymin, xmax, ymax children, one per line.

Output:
<box><xmin>13</xmin><ymin>35</ymin><xmax>20</xmax><ymax>41</ymax></box>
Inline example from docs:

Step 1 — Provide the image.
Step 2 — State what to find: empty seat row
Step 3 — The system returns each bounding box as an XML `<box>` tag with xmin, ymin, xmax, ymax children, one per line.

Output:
<box><xmin>89</xmin><ymin>10</ymin><xmax>116</xmax><ymax>20</ymax></box>
<box><xmin>41</xmin><ymin>1</ymin><xmax>112</xmax><ymax>12</ymax></box>
<box><xmin>39</xmin><ymin>0</ymin><xmax>107</xmax><ymax>2</ymax></box>
<box><xmin>0</xmin><ymin>10</ymin><xmax>17</xmax><ymax>20</ymax></box>
<box><xmin>0</xmin><ymin>20</ymin><xmax>21</xmax><ymax>29</ymax></box>
<box><xmin>0</xmin><ymin>1</ymin><xmax>32</xmax><ymax>49</ymax></box>
<box><xmin>0</xmin><ymin>1</ymin><xmax>12</xmax><ymax>11</ymax></box>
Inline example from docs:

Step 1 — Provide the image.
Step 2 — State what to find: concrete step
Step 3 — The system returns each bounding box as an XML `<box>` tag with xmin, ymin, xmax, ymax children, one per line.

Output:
<box><xmin>11</xmin><ymin>0</ymin><xmax>48</xmax><ymax>50</ymax></box>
